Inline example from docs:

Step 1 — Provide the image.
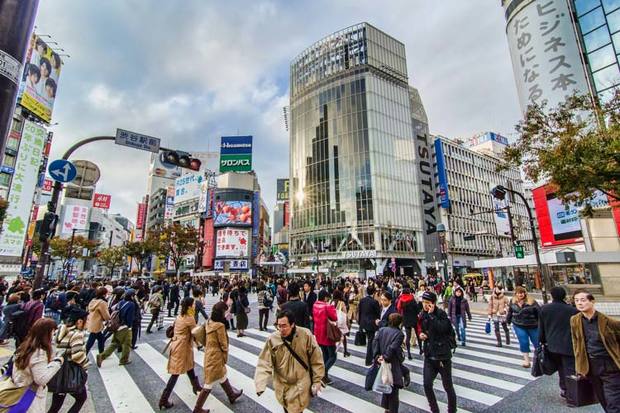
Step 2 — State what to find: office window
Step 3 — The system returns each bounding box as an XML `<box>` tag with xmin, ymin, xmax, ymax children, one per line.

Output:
<box><xmin>579</xmin><ymin>7</ymin><xmax>606</xmax><ymax>34</ymax></box>
<box><xmin>583</xmin><ymin>26</ymin><xmax>611</xmax><ymax>52</ymax></box>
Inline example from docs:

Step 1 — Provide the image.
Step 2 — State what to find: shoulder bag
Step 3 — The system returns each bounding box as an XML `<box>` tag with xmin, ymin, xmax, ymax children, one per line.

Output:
<box><xmin>47</xmin><ymin>331</ymin><xmax>87</xmax><ymax>394</ymax></box>
<box><xmin>281</xmin><ymin>339</ymin><xmax>320</xmax><ymax>396</ymax></box>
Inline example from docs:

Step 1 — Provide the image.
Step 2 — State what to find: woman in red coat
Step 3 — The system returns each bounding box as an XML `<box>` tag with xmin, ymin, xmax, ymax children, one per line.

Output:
<box><xmin>312</xmin><ymin>289</ymin><xmax>338</xmax><ymax>385</ymax></box>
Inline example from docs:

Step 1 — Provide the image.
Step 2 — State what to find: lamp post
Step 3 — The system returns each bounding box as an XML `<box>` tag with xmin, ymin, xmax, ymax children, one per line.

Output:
<box><xmin>436</xmin><ymin>223</ymin><xmax>449</xmax><ymax>281</ymax></box>
<box><xmin>491</xmin><ymin>185</ymin><xmax>549</xmax><ymax>303</ymax></box>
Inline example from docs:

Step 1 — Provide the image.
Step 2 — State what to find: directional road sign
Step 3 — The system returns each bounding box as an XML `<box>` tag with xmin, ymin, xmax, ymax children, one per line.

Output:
<box><xmin>115</xmin><ymin>128</ymin><xmax>160</xmax><ymax>153</ymax></box>
<box><xmin>48</xmin><ymin>159</ymin><xmax>77</xmax><ymax>183</ymax></box>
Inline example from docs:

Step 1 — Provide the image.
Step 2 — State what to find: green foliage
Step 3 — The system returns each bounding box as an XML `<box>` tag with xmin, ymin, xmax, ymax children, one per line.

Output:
<box><xmin>502</xmin><ymin>92</ymin><xmax>620</xmax><ymax>209</ymax></box>
<box><xmin>97</xmin><ymin>246</ymin><xmax>126</xmax><ymax>275</ymax></box>
<box><xmin>123</xmin><ymin>239</ymin><xmax>157</xmax><ymax>272</ymax></box>
<box><xmin>49</xmin><ymin>235</ymin><xmax>99</xmax><ymax>267</ymax></box>
<box><xmin>150</xmin><ymin>223</ymin><xmax>198</xmax><ymax>274</ymax></box>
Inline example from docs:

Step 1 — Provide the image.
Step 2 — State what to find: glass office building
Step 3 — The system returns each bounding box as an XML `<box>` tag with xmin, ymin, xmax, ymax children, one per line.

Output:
<box><xmin>289</xmin><ymin>23</ymin><xmax>425</xmax><ymax>275</ymax></box>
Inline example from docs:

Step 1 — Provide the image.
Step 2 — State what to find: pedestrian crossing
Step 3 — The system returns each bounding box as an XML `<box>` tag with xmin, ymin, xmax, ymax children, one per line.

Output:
<box><xmin>84</xmin><ymin>313</ymin><xmax>536</xmax><ymax>413</ymax></box>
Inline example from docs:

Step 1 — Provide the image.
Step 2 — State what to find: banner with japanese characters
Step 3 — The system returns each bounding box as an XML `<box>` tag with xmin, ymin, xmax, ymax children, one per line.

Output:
<box><xmin>61</xmin><ymin>205</ymin><xmax>89</xmax><ymax>234</ymax></box>
<box><xmin>506</xmin><ymin>0</ymin><xmax>589</xmax><ymax>112</ymax></box>
<box><xmin>215</xmin><ymin>228</ymin><xmax>249</xmax><ymax>257</ymax></box>
<box><xmin>0</xmin><ymin>121</ymin><xmax>46</xmax><ymax>256</ymax></box>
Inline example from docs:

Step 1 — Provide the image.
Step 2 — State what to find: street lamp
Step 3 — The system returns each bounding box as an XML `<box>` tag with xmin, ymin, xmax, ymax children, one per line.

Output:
<box><xmin>491</xmin><ymin>184</ymin><xmax>549</xmax><ymax>303</ymax></box>
<box><xmin>436</xmin><ymin>223</ymin><xmax>449</xmax><ymax>281</ymax></box>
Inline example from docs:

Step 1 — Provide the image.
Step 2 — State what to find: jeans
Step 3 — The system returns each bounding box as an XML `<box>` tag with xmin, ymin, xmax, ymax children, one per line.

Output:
<box><xmin>320</xmin><ymin>344</ymin><xmax>337</xmax><ymax>376</ymax></box>
<box><xmin>588</xmin><ymin>356</ymin><xmax>620</xmax><ymax>413</ymax></box>
<box><xmin>48</xmin><ymin>386</ymin><xmax>88</xmax><ymax>413</ymax></box>
<box><xmin>513</xmin><ymin>325</ymin><xmax>539</xmax><ymax>353</ymax></box>
<box><xmin>258</xmin><ymin>308</ymin><xmax>269</xmax><ymax>330</ymax></box>
<box><xmin>85</xmin><ymin>331</ymin><xmax>106</xmax><ymax>354</ymax></box>
<box><xmin>423</xmin><ymin>359</ymin><xmax>457</xmax><ymax>413</ymax></box>
<box><xmin>100</xmin><ymin>328</ymin><xmax>132</xmax><ymax>364</ymax></box>
<box><xmin>455</xmin><ymin>316</ymin><xmax>466</xmax><ymax>344</ymax></box>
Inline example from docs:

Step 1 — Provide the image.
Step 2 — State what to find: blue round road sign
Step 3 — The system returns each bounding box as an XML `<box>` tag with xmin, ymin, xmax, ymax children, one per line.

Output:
<box><xmin>48</xmin><ymin>159</ymin><xmax>77</xmax><ymax>183</ymax></box>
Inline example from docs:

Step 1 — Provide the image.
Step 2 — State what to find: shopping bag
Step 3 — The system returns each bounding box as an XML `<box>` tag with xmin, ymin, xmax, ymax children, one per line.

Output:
<box><xmin>381</xmin><ymin>361</ymin><xmax>393</xmax><ymax>386</ymax></box>
<box><xmin>484</xmin><ymin>320</ymin><xmax>491</xmax><ymax>334</ymax></box>
<box><xmin>372</xmin><ymin>362</ymin><xmax>392</xmax><ymax>394</ymax></box>
<box><xmin>47</xmin><ymin>359</ymin><xmax>87</xmax><ymax>394</ymax></box>
<box><xmin>354</xmin><ymin>330</ymin><xmax>367</xmax><ymax>346</ymax></box>
<box><xmin>566</xmin><ymin>375</ymin><xmax>597</xmax><ymax>407</ymax></box>
<box><xmin>364</xmin><ymin>362</ymin><xmax>379</xmax><ymax>391</ymax></box>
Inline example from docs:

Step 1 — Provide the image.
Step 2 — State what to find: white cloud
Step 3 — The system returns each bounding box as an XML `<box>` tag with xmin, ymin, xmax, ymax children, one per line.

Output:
<box><xmin>87</xmin><ymin>84</ymin><xmax>123</xmax><ymax>111</ymax></box>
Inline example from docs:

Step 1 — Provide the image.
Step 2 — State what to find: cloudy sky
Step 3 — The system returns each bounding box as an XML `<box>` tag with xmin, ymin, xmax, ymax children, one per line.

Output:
<box><xmin>34</xmin><ymin>0</ymin><xmax>521</xmax><ymax>223</ymax></box>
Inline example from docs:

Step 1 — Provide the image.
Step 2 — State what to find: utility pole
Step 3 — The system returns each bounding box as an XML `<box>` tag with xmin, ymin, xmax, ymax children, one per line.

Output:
<box><xmin>0</xmin><ymin>0</ymin><xmax>39</xmax><ymax>155</ymax></box>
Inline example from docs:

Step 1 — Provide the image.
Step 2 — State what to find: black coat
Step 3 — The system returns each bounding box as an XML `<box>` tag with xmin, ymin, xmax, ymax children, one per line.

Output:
<box><xmin>302</xmin><ymin>291</ymin><xmax>317</xmax><ymax>317</ymax></box>
<box><xmin>282</xmin><ymin>299</ymin><xmax>310</xmax><ymax>328</ymax></box>
<box><xmin>420</xmin><ymin>307</ymin><xmax>455</xmax><ymax>361</ymax></box>
<box><xmin>539</xmin><ymin>301</ymin><xmax>579</xmax><ymax>356</ymax></box>
<box><xmin>358</xmin><ymin>295</ymin><xmax>381</xmax><ymax>332</ymax></box>
<box><xmin>169</xmin><ymin>285</ymin><xmax>180</xmax><ymax>302</ymax></box>
<box><xmin>372</xmin><ymin>326</ymin><xmax>406</xmax><ymax>388</ymax></box>
<box><xmin>379</xmin><ymin>304</ymin><xmax>397</xmax><ymax>328</ymax></box>
<box><xmin>506</xmin><ymin>299</ymin><xmax>540</xmax><ymax>328</ymax></box>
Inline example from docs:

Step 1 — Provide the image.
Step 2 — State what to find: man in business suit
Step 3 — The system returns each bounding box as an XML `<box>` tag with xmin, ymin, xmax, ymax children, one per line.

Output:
<box><xmin>539</xmin><ymin>286</ymin><xmax>579</xmax><ymax>399</ymax></box>
<box><xmin>378</xmin><ymin>291</ymin><xmax>397</xmax><ymax>328</ymax></box>
<box><xmin>302</xmin><ymin>280</ymin><xmax>317</xmax><ymax>330</ymax></box>
<box><xmin>358</xmin><ymin>285</ymin><xmax>381</xmax><ymax>365</ymax></box>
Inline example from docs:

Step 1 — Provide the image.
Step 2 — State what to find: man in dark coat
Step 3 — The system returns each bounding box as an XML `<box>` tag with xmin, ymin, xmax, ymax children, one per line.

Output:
<box><xmin>358</xmin><ymin>285</ymin><xmax>381</xmax><ymax>366</ymax></box>
<box><xmin>539</xmin><ymin>286</ymin><xmax>579</xmax><ymax>398</ymax></box>
<box><xmin>282</xmin><ymin>283</ymin><xmax>310</xmax><ymax>328</ymax></box>
<box><xmin>378</xmin><ymin>291</ymin><xmax>397</xmax><ymax>328</ymax></box>
<box><xmin>302</xmin><ymin>281</ymin><xmax>317</xmax><ymax>330</ymax></box>
<box><xmin>168</xmin><ymin>281</ymin><xmax>180</xmax><ymax>317</ymax></box>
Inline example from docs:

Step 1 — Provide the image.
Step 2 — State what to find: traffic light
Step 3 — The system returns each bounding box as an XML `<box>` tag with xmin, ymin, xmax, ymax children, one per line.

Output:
<box><xmin>38</xmin><ymin>212</ymin><xmax>58</xmax><ymax>241</ymax></box>
<box><xmin>515</xmin><ymin>244</ymin><xmax>525</xmax><ymax>259</ymax></box>
<box><xmin>161</xmin><ymin>151</ymin><xmax>201</xmax><ymax>171</ymax></box>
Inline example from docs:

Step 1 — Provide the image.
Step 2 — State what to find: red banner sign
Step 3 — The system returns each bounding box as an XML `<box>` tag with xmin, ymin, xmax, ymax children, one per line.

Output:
<box><xmin>42</xmin><ymin>178</ymin><xmax>53</xmax><ymax>193</ymax></box>
<box><xmin>136</xmin><ymin>202</ymin><xmax>147</xmax><ymax>229</ymax></box>
<box><xmin>93</xmin><ymin>193</ymin><xmax>112</xmax><ymax>209</ymax></box>
<box><xmin>202</xmin><ymin>218</ymin><xmax>215</xmax><ymax>268</ymax></box>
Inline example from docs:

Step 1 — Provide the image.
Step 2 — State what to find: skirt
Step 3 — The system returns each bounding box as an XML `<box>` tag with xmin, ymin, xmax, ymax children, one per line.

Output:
<box><xmin>236</xmin><ymin>312</ymin><xmax>249</xmax><ymax>330</ymax></box>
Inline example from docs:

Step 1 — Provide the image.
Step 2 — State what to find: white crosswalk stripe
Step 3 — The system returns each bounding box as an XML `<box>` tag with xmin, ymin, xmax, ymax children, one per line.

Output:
<box><xmin>85</xmin><ymin>312</ymin><xmax>537</xmax><ymax>412</ymax></box>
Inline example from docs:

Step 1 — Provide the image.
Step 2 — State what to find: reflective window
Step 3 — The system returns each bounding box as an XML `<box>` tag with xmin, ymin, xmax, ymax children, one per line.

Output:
<box><xmin>592</xmin><ymin>63</ymin><xmax>620</xmax><ymax>90</ymax></box>
<box><xmin>612</xmin><ymin>30</ymin><xmax>620</xmax><ymax>49</ymax></box>
<box><xmin>603</xmin><ymin>0</ymin><xmax>620</xmax><ymax>13</ymax></box>
<box><xmin>579</xmin><ymin>6</ymin><xmax>606</xmax><ymax>34</ymax></box>
<box><xmin>588</xmin><ymin>44</ymin><xmax>617</xmax><ymax>70</ymax></box>
<box><xmin>576</xmin><ymin>0</ymin><xmax>601</xmax><ymax>16</ymax></box>
<box><xmin>583</xmin><ymin>26</ymin><xmax>611</xmax><ymax>52</ymax></box>
<box><xmin>607</xmin><ymin>9</ymin><xmax>620</xmax><ymax>33</ymax></box>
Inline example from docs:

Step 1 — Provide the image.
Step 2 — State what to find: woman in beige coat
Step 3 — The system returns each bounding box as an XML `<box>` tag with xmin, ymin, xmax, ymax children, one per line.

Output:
<box><xmin>487</xmin><ymin>285</ymin><xmax>510</xmax><ymax>347</ymax></box>
<box><xmin>193</xmin><ymin>301</ymin><xmax>243</xmax><ymax>413</ymax></box>
<box><xmin>85</xmin><ymin>287</ymin><xmax>111</xmax><ymax>354</ymax></box>
<box><xmin>159</xmin><ymin>297</ymin><xmax>202</xmax><ymax>410</ymax></box>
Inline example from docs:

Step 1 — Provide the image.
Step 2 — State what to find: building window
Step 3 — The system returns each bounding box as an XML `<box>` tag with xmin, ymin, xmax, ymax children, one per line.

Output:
<box><xmin>579</xmin><ymin>6</ymin><xmax>606</xmax><ymax>34</ymax></box>
<box><xmin>583</xmin><ymin>26</ymin><xmax>611</xmax><ymax>52</ymax></box>
<box><xmin>603</xmin><ymin>0</ymin><xmax>620</xmax><ymax>14</ymax></box>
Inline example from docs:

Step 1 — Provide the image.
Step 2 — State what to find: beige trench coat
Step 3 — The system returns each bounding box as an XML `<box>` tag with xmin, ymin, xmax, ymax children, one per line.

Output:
<box><xmin>167</xmin><ymin>314</ymin><xmax>196</xmax><ymax>375</ymax></box>
<box><xmin>254</xmin><ymin>327</ymin><xmax>325</xmax><ymax>413</ymax></box>
<box><xmin>203</xmin><ymin>320</ymin><xmax>228</xmax><ymax>384</ymax></box>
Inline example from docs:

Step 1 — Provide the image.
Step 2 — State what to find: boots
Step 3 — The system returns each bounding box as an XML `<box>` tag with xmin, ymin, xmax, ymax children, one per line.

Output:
<box><xmin>220</xmin><ymin>379</ymin><xmax>243</xmax><ymax>404</ymax></box>
<box><xmin>193</xmin><ymin>388</ymin><xmax>211</xmax><ymax>413</ymax></box>
<box><xmin>495</xmin><ymin>330</ymin><xmax>503</xmax><ymax>347</ymax></box>
<box><xmin>190</xmin><ymin>375</ymin><xmax>202</xmax><ymax>395</ymax></box>
<box><xmin>158</xmin><ymin>388</ymin><xmax>174</xmax><ymax>410</ymax></box>
<box><xmin>502</xmin><ymin>322</ymin><xmax>510</xmax><ymax>345</ymax></box>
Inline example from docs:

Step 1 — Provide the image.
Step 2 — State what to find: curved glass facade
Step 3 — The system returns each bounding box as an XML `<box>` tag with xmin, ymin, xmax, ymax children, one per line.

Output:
<box><xmin>289</xmin><ymin>23</ymin><xmax>423</xmax><ymax>272</ymax></box>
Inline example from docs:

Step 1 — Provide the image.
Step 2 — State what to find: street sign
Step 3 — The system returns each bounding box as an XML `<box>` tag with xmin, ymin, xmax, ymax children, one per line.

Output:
<box><xmin>115</xmin><ymin>128</ymin><xmax>160</xmax><ymax>153</ymax></box>
<box><xmin>515</xmin><ymin>244</ymin><xmax>525</xmax><ymax>259</ymax></box>
<box><xmin>48</xmin><ymin>159</ymin><xmax>77</xmax><ymax>183</ymax></box>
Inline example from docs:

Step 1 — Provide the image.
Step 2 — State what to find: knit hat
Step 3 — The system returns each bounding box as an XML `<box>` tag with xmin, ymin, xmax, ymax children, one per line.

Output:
<box><xmin>421</xmin><ymin>291</ymin><xmax>437</xmax><ymax>303</ymax></box>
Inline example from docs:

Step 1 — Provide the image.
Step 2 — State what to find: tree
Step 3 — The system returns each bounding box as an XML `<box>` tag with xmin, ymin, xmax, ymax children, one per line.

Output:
<box><xmin>49</xmin><ymin>235</ymin><xmax>99</xmax><ymax>278</ymax></box>
<box><xmin>501</xmin><ymin>92</ymin><xmax>620</xmax><ymax>211</ymax></box>
<box><xmin>152</xmin><ymin>223</ymin><xmax>199</xmax><ymax>277</ymax></box>
<box><xmin>97</xmin><ymin>246</ymin><xmax>126</xmax><ymax>277</ymax></box>
<box><xmin>123</xmin><ymin>239</ymin><xmax>158</xmax><ymax>274</ymax></box>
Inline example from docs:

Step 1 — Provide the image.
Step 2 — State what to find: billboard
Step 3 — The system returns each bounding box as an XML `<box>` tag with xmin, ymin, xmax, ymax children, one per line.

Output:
<box><xmin>93</xmin><ymin>193</ymin><xmax>111</xmax><ymax>209</ymax></box>
<box><xmin>215</xmin><ymin>228</ymin><xmax>249</xmax><ymax>257</ymax></box>
<box><xmin>202</xmin><ymin>218</ymin><xmax>215</xmax><ymax>268</ymax></box>
<box><xmin>136</xmin><ymin>202</ymin><xmax>147</xmax><ymax>230</ymax></box>
<box><xmin>505</xmin><ymin>0</ymin><xmax>589</xmax><ymax>113</ymax></box>
<box><xmin>61</xmin><ymin>205</ymin><xmax>89</xmax><ymax>234</ymax></box>
<box><xmin>277</xmin><ymin>179</ymin><xmax>289</xmax><ymax>201</ymax></box>
<box><xmin>434</xmin><ymin>138</ymin><xmax>451</xmax><ymax>209</ymax></box>
<box><xmin>164</xmin><ymin>186</ymin><xmax>175</xmax><ymax>220</ymax></box>
<box><xmin>219</xmin><ymin>136</ymin><xmax>252</xmax><ymax>172</ymax></box>
<box><xmin>174</xmin><ymin>174</ymin><xmax>203</xmax><ymax>204</ymax></box>
<box><xmin>213</xmin><ymin>200</ymin><xmax>252</xmax><ymax>226</ymax></box>
<box><xmin>150</xmin><ymin>152</ymin><xmax>182</xmax><ymax>179</ymax></box>
<box><xmin>0</xmin><ymin>121</ymin><xmax>46</xmax><ymax>256</ymax></box>
<box><xmin>18</xmin><ymin>34</ymin><xmax>63</xmax><ymax>123</ymax></box>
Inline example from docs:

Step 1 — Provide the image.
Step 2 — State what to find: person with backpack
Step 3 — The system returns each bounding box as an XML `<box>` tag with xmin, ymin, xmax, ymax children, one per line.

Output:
<box><xmin>146</xmin><ymin>286</ymin><xmax>164</xmax><ymax>334</ymax></box>
<box><xmin>44</xmin><ymin>286</ymin><xmax>66</xmax><ymax>324</ymax></box>
<box><xmin>96</xmin><ymin>290</ymin><xmax>136</xmax><ymax>367</ymax></box>
<box><xmin>418</xmin><ymin>291</ymin><xmax>457</xmax><ymax>413</ymax></box>
<box><xmin>85</xmin><ymin>287</ymin><xmax>111</xmax><ymax>354</ymax></box>
<box><xmin>256</xmin><ymin>282</ymin><xmax>273</xmax><ymax>331</ymax></box>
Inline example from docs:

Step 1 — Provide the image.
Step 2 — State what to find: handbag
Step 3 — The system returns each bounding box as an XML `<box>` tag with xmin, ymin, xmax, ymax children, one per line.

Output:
<box><xmin>485</xmin><ymin>320</ymin><xmax>491</xmax><ymax>334</ymax></box>
<box><xmin>327</xmin><ymin>321</ymin><xmax>342</xmax><ymax>343</ymax></box>
<box><xmin>165</xmin><ymin>322</ymin><xmax>175</xmax><ymax>339</ymax></box>
<box><xmin>354</xmin><ymin>330</ymin><xmax>367</xmax><ymax>346</ymax></box>
<box><xmin>566</xmin><ymin>375</ymin><xmax>597</xmax><ymax>407</ymax></box>
<box><xmin>532</xmin><ymin>344</ymin><xmax>556</xmax><ymax>377</ymax></box>
<box><xmin>47</xmin><ymin>357</ymin><xmax>87</xmax><ymax>395</ymax></box>
<box><xmin>281</xmin><ymin>339</ymin><xmax>320</xmax><ymax>397</ymax></box>
<box><xmin>192</xmin><ymin>323</ymin><xmax>206</xmax><ymax>347</ymax></box>
<box><xmin>372</xmin><ymin>362</ymin><xmax>393</xmax><ymax>394</ymax></box>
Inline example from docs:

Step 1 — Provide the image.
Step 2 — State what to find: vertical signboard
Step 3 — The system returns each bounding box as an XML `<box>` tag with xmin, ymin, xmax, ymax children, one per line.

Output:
<box><xmin>0</xmin><ymin>120</ymin><xmax>46</xmax><ymax>256</ymax></box>
<box><xmin>92</xmin><ymin>193</ymin><xmax>112</xmax><ymax>209</ymax></box>
<box><xmin>219</xmin><ymin>135</ymin><xmax>253</xmax><ymax>172</ymax></box>
<box><xmin>277</xmin><ymin>179</ymin><xmax>289</xmax><ymax>201</ymax></box>
<box><xmin>164</xmin><ymin>186</ymin><xmax>175</xmax><ymax>220</ymax></box>
<box><xmin>61</xmin><ymin>205</ymin><xmax>89</xmax><ymax>234</ymax></box>
<box><xmin>202</xmin><ymin>218</ymin><xmax>215</xmax><ymax>268</ymax></box>
<box><xmin>434</xmin><ymin>138</ymin><xmax>451</xmax><ymax>209</ymax></box>
<box><xmin>492</xmin><ymin>197</ymin><xmax>512</xmax><ymax>237</ymax></box>
<box><xmin>251</xmin><ymin>191</ymin><xmax>260</xmax><ymax>263</ymax></box>
<box><xmin>135</xmin><ymin>202</ymin><xmax>147</xmax><ymax>240</ymax></box>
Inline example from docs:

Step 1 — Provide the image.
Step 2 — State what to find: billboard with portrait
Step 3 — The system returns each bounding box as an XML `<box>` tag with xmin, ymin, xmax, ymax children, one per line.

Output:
<box><xmin>18</xmin><ymin>34</ymin><xmax>63</xmax><ymax>123</ymax></box>
<box><xmin>213</xmin><ymin>200</ymin><xmax>252</xmax><ymax>226</ymax></box>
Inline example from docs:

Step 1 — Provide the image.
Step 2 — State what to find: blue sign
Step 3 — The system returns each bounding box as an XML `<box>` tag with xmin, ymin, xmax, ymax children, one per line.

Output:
<box><xmin>434</xmin><ymin>139</ymin><xmax>451</xmax><ymax>209</ymax></box>
<box><xmin>220</xmin><ymin>136</ymin><xmax>253</xmax><ymax>155</ymax></box>
<box><xmin>48</xmin><ymin>159</ymin><xmax>77</xmax><ymax>183</ymax></box>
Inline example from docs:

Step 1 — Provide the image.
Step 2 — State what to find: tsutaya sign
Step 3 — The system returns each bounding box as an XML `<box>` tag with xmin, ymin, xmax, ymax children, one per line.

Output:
<box><xmin>315</xmin><ymin>250</ymin><xmax>378</xmax><ymax>260</ymax></box>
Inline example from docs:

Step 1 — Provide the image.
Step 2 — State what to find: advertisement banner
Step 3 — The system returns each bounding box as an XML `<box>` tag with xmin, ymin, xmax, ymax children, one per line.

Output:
<box><xmin>277</xmin><ymin>179</ymin><xmax>289</xmax><ymax>201</ymax></box>
<box><xmin>0</xmin><ymin>121</ymin><xmax>46</xmax><ymax>256</ymax></box>
<box><xmin>150</xmin><ymin>152</ymin><xmax>182</xmax><ymax>179</ymax></box>
<box><xmin>136</xmin><ymin>202</ymin><xmax>147</xmax><ymax>230</ymax></box>
<box><xmin>42</xmin><ymin>178</ymin><xmax>53</xmax><ymax>193</ymax></box>
<box><xmin>434</xmin><ymin>139</ymin><xmax>451</xmax><ymax>209</ymax></box>
<box><xmin>18</xmin><ymin>34</ymin><xmax>63</xmax><ymax>123</ymax></box>
<box><xmin>164</xmin><ymin>185</ymin><xmax>175</xmax><ymax>220</ymax></box>
<box><xmin>219</xmin><ymin>136</ymin><xmax>252</xmax><ymax>172</ymax></box>
<box><xmin>174</xmin><ymin>174</ymin><xmax>203</xmax><ymax>204</ymax></box>
<box><xmin>492</xmin><ymin>197</ymin><xmax>511</xmax><ymax>237</ymax></box>
<box><xmin>198</xmin><ymin>182</ymin><xmax>210</xmax><ymax>213</ymax></box>
<box><xmin>202</xmin><ymin>218</ymin><xmax>215</xmax><ymax>268</ymax></box>
<box><xmin>215</xmin><ymin>228</ymin><xmax>249</xmax><ymax>257</ymax></box>
<box><xmin>93</xmin><ymin>193</ymin><xmax>111</xmax><ymax>209</ymax></box>
<box><xmin>283</xmin><ymin>201</ymin><xmax>290</xmax><ymax>227</ymax></box>
<box><xmin>61</xmin><ymin>205</ymin><xmax>89</xmax><ymax>234</ymax></box>
<box><xmin>213</xmin><ymin>200</ymin><xmax>252</xmax><ymax>226</ymax></box>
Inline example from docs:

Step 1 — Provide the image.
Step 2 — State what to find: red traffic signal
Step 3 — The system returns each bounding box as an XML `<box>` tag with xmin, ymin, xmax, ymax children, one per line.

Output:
<box><xmin>161</xmin><ymin>151</ymin><xmax>201</xmax><ymax>171</ymax></box>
